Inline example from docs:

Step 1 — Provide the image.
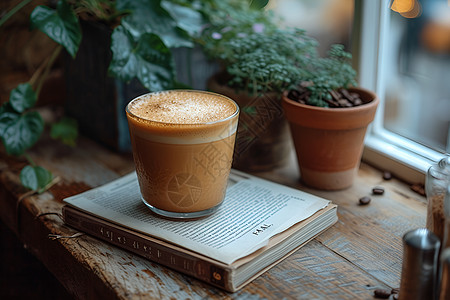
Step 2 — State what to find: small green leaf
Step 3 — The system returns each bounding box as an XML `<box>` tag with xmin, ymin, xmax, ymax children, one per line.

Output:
<box><xmin>248</xmin><ymin>0</ymin><xmax>269</xmax><ymax>10</ymax></box>
<box><xmin>20</xmin><ymin>165</ymin><xmax>53</xmax><ymax>193</ymax></box>
<box><xmin>242</xmin><ymin>106</ymin><xmax>257</xmax><ymax>115</ymax></box>
<box><xmin>9</xmin><ymin>83</ymin><xmax>37</xmax><ymax>113</ymax></box>
<box><xmin>30</xmin><ymin>0</ymin><xmax>81</xmax><ymax>58</ymax></box>
<box><xmin>0</xmin><ymin>111</ymin><xmax>44</xmax><ymax>155</ymax></box>
<box><xmin>50</xmin><ymin>117</ymin><xmax>78</xmax><ymax>147</ymax></box>
<box><xmin>0</xmin><ymin>107</ymin><xmax>18</xmax><ymax>137</ymax></box>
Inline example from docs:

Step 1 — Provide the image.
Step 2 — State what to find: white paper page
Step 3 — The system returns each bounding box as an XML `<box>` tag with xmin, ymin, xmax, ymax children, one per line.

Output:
<box><xmin>64</xmin><ymin>171</ymin><xmax>330</xmax><ymax>264</ymax></box>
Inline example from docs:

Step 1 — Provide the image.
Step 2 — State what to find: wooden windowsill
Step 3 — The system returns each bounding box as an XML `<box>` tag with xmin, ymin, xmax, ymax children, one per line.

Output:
<box><xmin>0</xmin><ymin>134</ymin><xmax>426</xmax><ymax>299</ymax></box>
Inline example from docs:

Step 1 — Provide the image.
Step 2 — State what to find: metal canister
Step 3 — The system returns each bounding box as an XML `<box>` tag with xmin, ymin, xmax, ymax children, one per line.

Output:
<box><xmin>399</xmin><ymin>228</ymin><xmax>441</xmax><ymax>300</ymax></box>
<box><xmin>439</xmin><ymin>248</ymin><xmax>450</xmax><ymax>300</ymax></box>
<box><xmin>439</xmin><ymin>187</ymin><xmax>450</xmax><ymax>300</ymax></box>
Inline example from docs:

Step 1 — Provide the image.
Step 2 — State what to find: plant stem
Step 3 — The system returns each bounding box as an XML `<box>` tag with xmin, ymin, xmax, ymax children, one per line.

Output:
<box><xmin>33</xmin><ymin>45</ymin><xmax>63</xmax><ymax>96</ymax></box>
<box><xmin>29</xmin><ymin>50</ymin><xmax>54</xmax><ymax>88</ymax></box>
<box><xmin>24</xmin><ymin>152</ymin><xmax>36</xmax><ymax>167</ymax></box>
<box><xmin>0</xmin><ymin>0</ymin><xmax>33</xmax><ymax>28</ymax></box>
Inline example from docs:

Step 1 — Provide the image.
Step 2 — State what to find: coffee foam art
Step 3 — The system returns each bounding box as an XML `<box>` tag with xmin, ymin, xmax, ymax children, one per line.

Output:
<box><xmin>126</xmin><ymin>91</ymin><xmax>239</xmax><ymax>144</ymax></box>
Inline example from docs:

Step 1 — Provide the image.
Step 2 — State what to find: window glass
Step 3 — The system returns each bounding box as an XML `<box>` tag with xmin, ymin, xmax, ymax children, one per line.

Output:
<box><xmin>384</xmin><ymin>0</ymin><xmax>450</xmax><ymax>153</ymax></box>
<box><xmin>268</xmin><ymin>0</ymin><xmax>354</xmax><ymax>55</ymax></box>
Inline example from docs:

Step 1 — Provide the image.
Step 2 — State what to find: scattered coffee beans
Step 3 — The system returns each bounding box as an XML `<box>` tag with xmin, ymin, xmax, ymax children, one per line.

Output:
<box><xmin>372</xmin><ymin>187</ymin><xmax>385</xmax><ymax>195</ymax></box>
<box><xmin>373</xmin><ymin>289</ymin><xmax>391</xmax><ymax>299</ymax></box>
<box><xmin>382</xmin><ymin>171</ymin><xmax>392</xmax><ymax>180</ymax></box>
<box><xmin>410</xmin><ymin>183</ymin><xmax>426</xmax><ymax>196</ymax></box>
<box><xmin>359</xmin><ymin>196</ymin><xmax>371</xmax><ymax>205</ymax></box>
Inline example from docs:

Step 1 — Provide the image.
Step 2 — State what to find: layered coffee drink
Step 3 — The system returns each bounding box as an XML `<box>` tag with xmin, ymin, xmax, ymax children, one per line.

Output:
<box><xmin>126</xmin><ymin>90</ymin><xmax>239</xmax><ymax>218</ymax></box>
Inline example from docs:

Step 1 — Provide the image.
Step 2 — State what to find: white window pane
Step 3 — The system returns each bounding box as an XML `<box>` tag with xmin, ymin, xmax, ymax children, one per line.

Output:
<box><xmin>356</xmin><ymin>0</ymin><xmax>449</xmax><ymax>182</ymax></box>
<box><xmin>384</xmin><ymin>0</ymin><xmax>450</xmax><ymax>153</ymax></box>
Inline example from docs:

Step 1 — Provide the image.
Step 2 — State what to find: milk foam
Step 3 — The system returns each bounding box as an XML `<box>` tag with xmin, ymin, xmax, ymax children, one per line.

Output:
<box><xmin>128</xmin><ymin>90</ymin><xmax>237</xmax><ymax>124</ymax></box>
<box><xmin>127</xmin><ymin>91</ymin><xmax>239</xmax><ymax>144</ymax></box>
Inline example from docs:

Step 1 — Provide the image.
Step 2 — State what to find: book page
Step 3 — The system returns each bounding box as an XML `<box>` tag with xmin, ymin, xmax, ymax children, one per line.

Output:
<box><xmin>63</xmin><ymin>171</ymin><xmax>330</xmax><ymax>264</ymax></box>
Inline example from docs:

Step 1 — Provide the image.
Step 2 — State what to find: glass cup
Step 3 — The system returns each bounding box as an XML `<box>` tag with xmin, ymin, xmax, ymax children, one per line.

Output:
<box><xmin>426</xmin><ymin>156</ymin><xmax>450</xmax><ymax>241</ymax></box>
<box><xmin>126</xmin><ymin>90</ymin><xmax>239</xmax><ymax>219</ymax></box>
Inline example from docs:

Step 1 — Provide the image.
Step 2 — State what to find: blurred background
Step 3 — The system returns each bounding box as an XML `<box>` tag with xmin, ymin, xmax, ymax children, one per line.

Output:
<box><xmin>1</xmin><ymin>0</ymin><xmax>448</xmax><ymax>154</ymax></box>
<box><xmin>268</xmin><ymin>0</ymin><xmax>450</xmax><ymax>154</ymax></box>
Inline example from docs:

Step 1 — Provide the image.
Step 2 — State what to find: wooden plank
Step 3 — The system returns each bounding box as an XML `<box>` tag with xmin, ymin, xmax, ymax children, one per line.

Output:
<box><xmin>254</xmin><ymin>155</ymin><xmax>426</xmax><ymax>290</ymax></box>
<box><xmin>245</xmin><ymin>240</ymin><xmax>391</xmax><ymax>299</ymax></box>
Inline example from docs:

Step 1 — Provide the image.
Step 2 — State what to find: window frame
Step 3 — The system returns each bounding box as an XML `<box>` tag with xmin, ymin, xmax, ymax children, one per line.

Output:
<box><xmin>353</xmin><ymin>0</ymin><xmax>447</xmax><ymax>184</ymax></box>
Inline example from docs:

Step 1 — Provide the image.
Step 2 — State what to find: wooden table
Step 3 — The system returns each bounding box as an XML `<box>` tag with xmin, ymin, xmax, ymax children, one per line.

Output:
<box><xmin>0</xmin><ymin>133</ymin><xmax>427</xmax><ymax>299</ymax></box>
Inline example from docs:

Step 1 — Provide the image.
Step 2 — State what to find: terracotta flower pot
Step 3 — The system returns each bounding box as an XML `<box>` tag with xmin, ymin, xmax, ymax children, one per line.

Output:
<box><xmin>208</xmin><ymin>74</ymin><xmax>291</xmax><ymax>172</ymax></box>
<box><xmin>282</xmin><ymin>87</ymin><xmax>379</xmax><ymax>190</ymax></box>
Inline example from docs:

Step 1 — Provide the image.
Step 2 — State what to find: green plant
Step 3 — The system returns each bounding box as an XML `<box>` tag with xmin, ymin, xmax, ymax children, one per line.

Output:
<box><xmin>198</xmin><ymin>2</ymin><xmax>358</xmax><ymax>107</ymax></box>
<box><xmin>0</xmin><ymin>0</ymin><xmax>205</xmax><ymax>192</ymax></box>
<box><xmin>198</xmin><ymin>0</ymin><xmax>273</xmax><ymax>56</ymax></box>
<box><xmin>198</xmin><ymin>3</ymin><xmax>317</xmax><ymax>96</ymax></box>
<box><xmin>220</xmin><ymin>29</ymin><xmax>317</xmax><ymax>95</ymax></box>
<box><xmin>297</xmin><ymin>44</ymin><xmax>358</xmax><ymax>107</ymax></box>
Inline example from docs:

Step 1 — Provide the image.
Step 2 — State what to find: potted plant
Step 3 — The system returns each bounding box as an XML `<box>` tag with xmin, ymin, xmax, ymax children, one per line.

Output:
<box><xmin>198</xmin><ymin>5</ymin><xmax>317</xmax><ymax>171</ymax></box>
<box><xmin>0</xmin><ymin>0</ymin><xmax>206</xmax><ymax>191</ymax></box>
<box><xmin>281</xmin><ymin>45</ymin><xmax>379</xmax><ymax>190</ymax></box>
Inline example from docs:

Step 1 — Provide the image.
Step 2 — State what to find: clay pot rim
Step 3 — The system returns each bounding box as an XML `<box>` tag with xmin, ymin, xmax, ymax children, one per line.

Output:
<box><xmin>281</xmin><ymin>86</ymin><xmax>379</xmax><ymax>130</ymax></box>
<box><xmin>281</xmin><ymin>87</ymin><xmax>379</xmax><ymax>114</ymax></box>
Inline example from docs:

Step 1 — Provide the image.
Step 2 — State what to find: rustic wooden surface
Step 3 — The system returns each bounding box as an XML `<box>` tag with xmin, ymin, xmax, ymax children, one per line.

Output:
<box><xmin>0</xmin><ymin>133</ymin><xmax>426</xmax><ymax>299</ymax></box>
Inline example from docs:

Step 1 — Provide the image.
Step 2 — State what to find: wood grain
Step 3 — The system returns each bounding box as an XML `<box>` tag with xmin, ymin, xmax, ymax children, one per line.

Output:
<box><xmin>0</xmin><ymin>135</ymin><xmax>426</xmax><ymax>299</ymax></box>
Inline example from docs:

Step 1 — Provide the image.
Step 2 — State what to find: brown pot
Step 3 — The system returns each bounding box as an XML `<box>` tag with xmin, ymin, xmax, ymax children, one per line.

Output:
<box><xmin>282</xmin><ymin>87</ymin><xmax>379</xmax><ymax>190</ymax></box>
<box><xmin>208</xmin><ymin>74</ymin><xmax>291</xmax><ymax>172</ymax></box>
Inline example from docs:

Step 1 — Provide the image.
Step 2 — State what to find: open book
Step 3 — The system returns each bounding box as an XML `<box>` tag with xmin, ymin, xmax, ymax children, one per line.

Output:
<box><xmin>62</xmin><ymin>169</ymin><xmax>338</xmax><ymax>292</ymax></box>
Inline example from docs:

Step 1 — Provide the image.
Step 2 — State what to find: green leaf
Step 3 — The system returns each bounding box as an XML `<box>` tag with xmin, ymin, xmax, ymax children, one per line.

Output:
<box><xmin>20</xmin><ymin>165</ymin><xmax>53</xmax><ymax>193</ymax></box>
<box><xmin>0</xmin><ymin>111</ymin><xmax>44</xmax><ymax>156</ymax></box>
<box><xmin>30</xmin><ymin>0</ymin><xmax>81</xmax><ymax>58</ymax></box>
<box><xmin>108</xmin><ymin>26</ymin><xmax>136</xmax><ymax>82</ymax></box>
<box><xmin>242</xmin><ymin>106</ymin><xmax>257</xmax><ymax>115</ymax></box>
<box><xmin>0</xmin><ymin>110</ymin><xmax>19</xmax><ymax>138</ymax></box>
<box><xmin>9</xmin><ymin>83</ymin><xmax>37</xmax><ymax>113</ymax></box>
<box><xmin>117</xmin><ymin>0</ymin><xmax>193</xmax><ymax>48</ymax></box>
<box><xmin>109</xmin><ymin>26</ymin><xmax>175</xmax><ymax>91</ymax></box>
<box><xmin>161</xmin><ymin>1</ymin><xmax>204</xmax><ymax>36</ymax></box>
<box><xmin>0</xmin><ymin>103</ymin><xmax>18</xmax><ymax>137</ymax></box>
<box><xmin>135</xmin><ymin>33</ymin><xmax>175</xmax><ymax>90</ymax></box>
<box><xmin>50</xmin><ymin>117</ymin><xmax>78</xmax><ymax>147</ymax></box>
<box><xmin>248</xmin><ymin>0</ymin><xmax>269</xmax><ymax>9</ymax></box>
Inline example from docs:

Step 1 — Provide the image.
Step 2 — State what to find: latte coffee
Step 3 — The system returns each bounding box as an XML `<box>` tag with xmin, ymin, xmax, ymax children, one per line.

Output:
<box><xmin>126</xmin><ymin>90</ymin><xmax>239</xmax><ymax>218</ymax></box>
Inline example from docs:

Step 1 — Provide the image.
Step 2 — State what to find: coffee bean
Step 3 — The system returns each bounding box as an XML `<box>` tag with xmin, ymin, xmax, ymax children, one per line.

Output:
<box><xmin>353</xmin><ymin>98</ymin><xmax>362</xmax><ymax>106</ymax></box>
<box><xmin>410</xmin><ymin>183</ymin><xmax>426</xmax><ymax>196</ymax></box>
<box><xmin>372</xmin><ymin>187</ymin><xmax>385</xmax><ymax>195</ymax></box>
<box><xmin>373</xmin><ymin>289</ymin><xmax>391</xmax><ymax>298</ymax></box>
<box><xmin>359</xmin><ymin>196</ymin><xmax>371</xmax><ymax>205</ymax></box>
<box><xmin>338</xmin><ymin>99</ymin><xmax>351</xmax><ymax>106</ymax></box>
<box><xmin>382</xmin><ymin>171</ymin><xmax>392</xmax><ymax>180</ymax></box>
